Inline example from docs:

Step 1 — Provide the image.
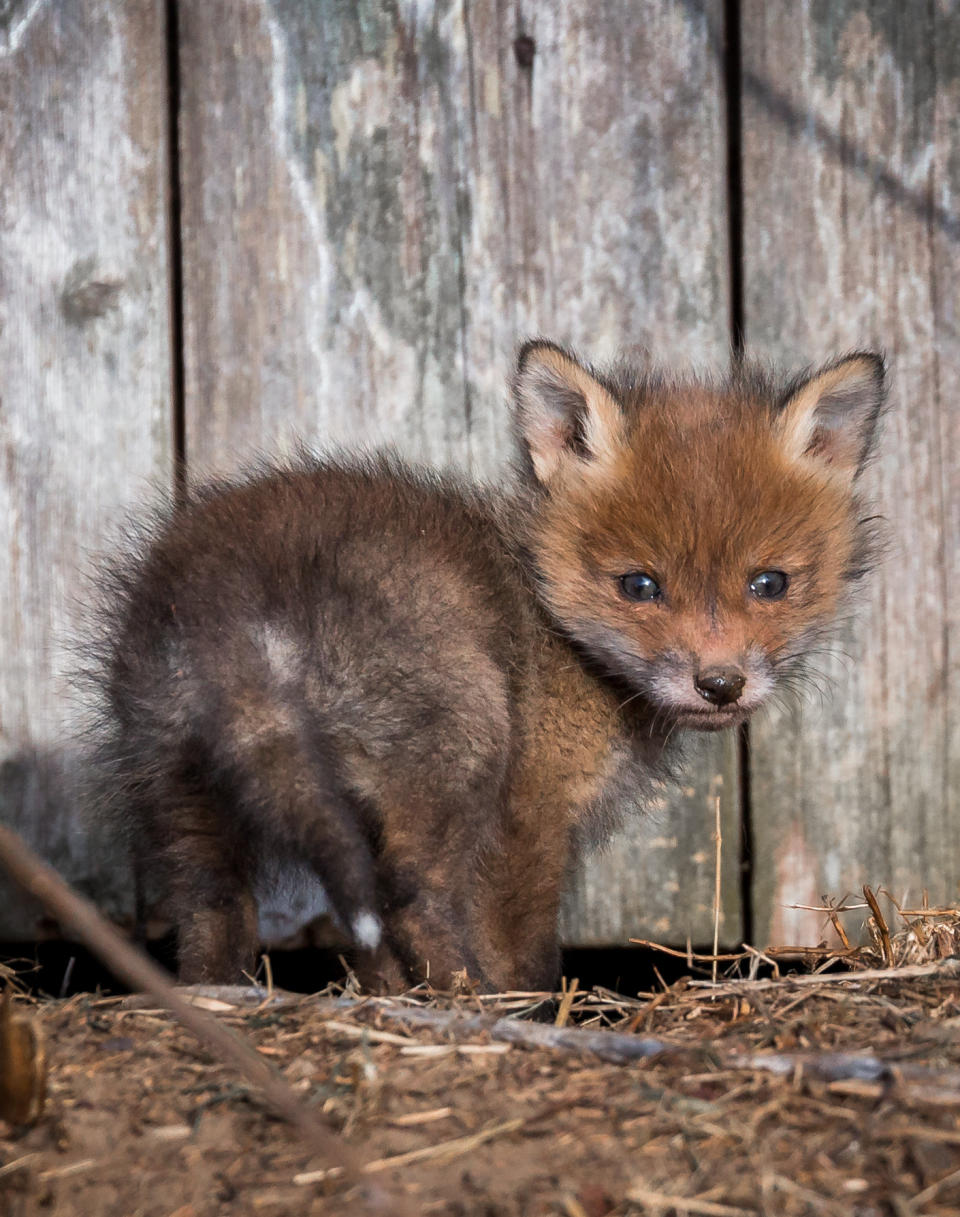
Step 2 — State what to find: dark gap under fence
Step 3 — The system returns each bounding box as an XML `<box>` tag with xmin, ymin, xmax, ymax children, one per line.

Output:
<box><xmin>2</xmin><ymin>941</ymin><xmax>764</xmax><ymax>1001</ymax></box>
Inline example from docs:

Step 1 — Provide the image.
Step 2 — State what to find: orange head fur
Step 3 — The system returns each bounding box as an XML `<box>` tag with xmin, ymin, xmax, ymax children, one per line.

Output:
<box><xmin>513</xmin><ymin>341</ymin><xmax>886</xmax><ymax>730</ymax></box>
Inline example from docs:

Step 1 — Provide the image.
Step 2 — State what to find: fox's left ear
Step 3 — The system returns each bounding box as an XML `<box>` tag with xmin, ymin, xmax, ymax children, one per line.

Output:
<box><xmin>777</xmin><ymin>352</ymin><xmax>886</xmax><ymax>482</ymax></box>
<box><xmin>512</xmin><ymin>340</ymin><xmax>624</xmax><ymax>486</ymax></box>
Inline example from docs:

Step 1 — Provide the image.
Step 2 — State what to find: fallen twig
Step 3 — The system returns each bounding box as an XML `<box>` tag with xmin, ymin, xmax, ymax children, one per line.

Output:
<box><xmin>628</xmin><ymin>940</ymin><xmax>749</xmax><ymax>963</ymax></box>
<box><xmin>625</xmin><ymin>1186</ymin><xmax>755</xmax><ymax>1215</ymax></box>
<box><xmin>687</xmin><ymin>959</ymin><xmax>960</xmax><ymax>992</ymax></box>
<box><xmin>0</xmin><ymin>1153</ymin><xmax>42</xmax><ymax>1180</ymax></box>
<box><xmin>362</xmin><ymin>998</ymin><xmax>673</xmax><ymax>1064</ymax></box>
<box><xmin>712</xmin><ymin>794</ymin><xmax>722</xmax><ymax>985</ymax></box>
<box><xmin>863</xmin><ymin>884</ymin><xmax>894</xmax><ymax>966</ymax></box>
<box><xmin>294</xmin><ymin>1115</ymin><xmax>528</xmax><ymax>1184</ymax></box>
<box><xmin>555</xmin><ymin>976</ymin><xmax>579</xmax><ymax>1028</ymax></box>
<box><xmin>726</xmin><ymin>1050</ymin><xmax>960</xmax><ymax>1104</ymax></box>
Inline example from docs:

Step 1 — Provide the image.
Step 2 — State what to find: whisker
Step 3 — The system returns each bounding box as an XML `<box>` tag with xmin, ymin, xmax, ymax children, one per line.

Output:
<box><xmin>616</xmin><ymin>688</ymin><xmax>646</xmax><ymax>713</ymax></box>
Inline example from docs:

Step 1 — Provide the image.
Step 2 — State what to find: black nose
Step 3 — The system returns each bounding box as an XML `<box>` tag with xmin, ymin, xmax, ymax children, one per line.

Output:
<box><xmin>695</xmin><ymin>667</ymin><xmax>746</xmax><ymax>706</ymax></box>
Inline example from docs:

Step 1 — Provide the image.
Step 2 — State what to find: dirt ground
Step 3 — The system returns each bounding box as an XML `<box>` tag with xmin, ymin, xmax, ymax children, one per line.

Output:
<box><xmin>3</xmin><ymin>957</ymin><xmax>960</xmax><ymax>1217</ymax></box>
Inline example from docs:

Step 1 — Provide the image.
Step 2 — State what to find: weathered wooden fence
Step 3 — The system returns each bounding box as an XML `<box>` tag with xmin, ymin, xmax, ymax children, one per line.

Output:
<box><xmin>0</xmin><ymin>0</ymin><xmax>956</xmax><ymax>949</ymax></box>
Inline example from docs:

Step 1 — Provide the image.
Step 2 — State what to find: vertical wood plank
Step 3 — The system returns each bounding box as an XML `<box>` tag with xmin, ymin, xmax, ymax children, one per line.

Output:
<box><xmin>0</xmin><ymin>0</ymin><xmax>172</xmax><ymax>935</ymax></box>
<box><xmin>741</xmin><ymin>2</ymin><xmax>960</xmax><ymax>944</ymax></box>
<box><xmin>178</xmin><ymin>0</ymin><xmax>741</xmax><ymax>946</ymax></box>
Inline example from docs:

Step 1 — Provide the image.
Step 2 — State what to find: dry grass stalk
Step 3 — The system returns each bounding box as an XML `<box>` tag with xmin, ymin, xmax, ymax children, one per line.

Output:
<box><xmin>862</xmin><ymin>884</ymin><xmax>893</xmax><ymax>965</ymax></box>
<box><xmin>712</xmin><ymin>794</ymin><xmax>722</xmax><ymax>985</ymax></box>
<box><xmin>0</xmin><ymin>1153</ymin><xmax>42</xmax><ymax>1180</ymax></box>
<box><xmin>630</xmin><ymin>885</ymin><xmax>960</xmax><ymax>982</ymax></box>
<box><xmin>688</xmin><ymin>958</ymin><xmax>960</xmax><ymax>994</ymax></box>
<box><xmin>37</xmin><ymin>1159</ymin><xmax>98</xmax><ymax>1183</ymax></box>
<box><xmin>895</xmin><ymin>906</ymin><xmax>960</xmax><ymax>917</ymax></box>
<box><xmin>628</xmin><ymin>941</ymin><xmax>747</xmax><ymax>963</ymax></box>
<box><xmin>315</xmin><ymin>1019</ymin><xmax>412</xmax><ymax>1047</ymax></box>
<box><xmin>625</xmin><ymin>1186</ymin><xmax>754</xmax><ymax>1215</ymax></box>
<box><xmin>293</xmin><ymin>1116</ymin><xmax>527</xmax><ymax>1184</ymax></box>
<box><xmin>911</xmin><ymin>1166</ymin><xmax>960</xmax><ymax>1207</ymax></box>
<box><xmin>386</xmin><ymin>1107</ymin><xmax>453</xmax><ymax>1127</ymax></box>
<box><xmin>763</xmin><ymin>1173</ymin><xmax>848</xmax><ymax>1217</ymax></box>
<box><xmin>825</xmin><ymin>902</ymin><xmax>852</xmax><ymax>951</ymax></box>
<box><xmin>555</xmin><ymin>976</ymin><xmax>579</xmax><ymax>1027</ymax></box>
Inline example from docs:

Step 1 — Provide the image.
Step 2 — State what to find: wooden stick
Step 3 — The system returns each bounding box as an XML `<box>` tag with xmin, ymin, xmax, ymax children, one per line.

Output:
<box><xmin>863</xmin><ymin>884</ymin><xmax>894</xmax><ymax>966</ymax></box>
<box><xmin>724</xmin><ymin>1050</ymin><xmax>960</xmax><ymax>1104</ymax></box>
<box><xmin>712</xmin><ymin>794</ymin><xmax>722</xmax><ymax>985</ymax></box>
<box><xmin>351</xmin><ymin>999</ymin><xmax>672</xmax><ymax>1064</ymax></box>
<box><xmin>294</xmin><ymin>1115</ymin><xmax>529</xmax><ymax>1185</ymax></box>
<box><xmin>687</xmin><ymin>958</ymin><xmax>960</xmax><ymax>991</ymax></box>
<box><xmin>625</xmin><ymin>1187</ymin><xmax>754</xmax><ymax>1216</ymax></box>
<box><xmin>554</xmin><ymin>976</ymin><xmax>579</xmax><ymax>1028</ymax></box>
<box><xmin>628</xmin><ymin>940</ymin><xmax>748</xmax><ymax>963</ymax></box>
<box><xmin>0</xmin><ymin>823</ymin><xmax>357</xmax><ymax>1175</ymax></box>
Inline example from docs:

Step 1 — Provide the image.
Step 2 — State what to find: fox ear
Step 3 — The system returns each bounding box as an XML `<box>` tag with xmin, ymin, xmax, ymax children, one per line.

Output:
<box><xmin>513</xmin><ymin>341</ymin><xmax>624</xmax><ymax>485</ymax></box>
<box><xmin>777</xmin><ymin>352</ymin><xmax>886</xmax><ymax>481</ymax></box>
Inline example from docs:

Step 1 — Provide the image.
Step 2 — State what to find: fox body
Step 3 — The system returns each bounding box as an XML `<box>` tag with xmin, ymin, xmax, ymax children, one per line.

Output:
<box><xmin>90</xmin><ymin>342</ymin><xmax>885</xmax><ymax>991</ymax></box>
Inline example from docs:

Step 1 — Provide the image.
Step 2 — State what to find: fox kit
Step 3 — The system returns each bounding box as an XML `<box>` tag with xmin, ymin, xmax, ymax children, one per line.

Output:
<box><xmin>89</xmin><ymin>342</ymin><xmax>885</xmax><ymax>992</ymax></box>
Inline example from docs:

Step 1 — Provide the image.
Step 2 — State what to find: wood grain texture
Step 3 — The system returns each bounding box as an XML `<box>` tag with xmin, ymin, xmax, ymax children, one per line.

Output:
<box><xmin>741</xmin><ymin>1</ymin><xmax>960</xmax><ymax>944</ymax></box>
<box><xmin>0</xmin><ymin>0</ymin><xmax>172</xmax><ymax>935</ymax></box>
<box><xmin>177</xmin><ymin>0</ymin><xmax>741</xmax><ymax>946</ymax></box>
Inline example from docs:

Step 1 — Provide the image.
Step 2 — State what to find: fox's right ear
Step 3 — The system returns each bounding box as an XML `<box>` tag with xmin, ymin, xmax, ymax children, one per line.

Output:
<box><xmin>777</xmin><ymin>352</ymin><xmax>887</xmax><ymax>483</ymax></box>
<box><xmin>512</xmin><ymin>341</ymin><xmax>624</xmax><ymax>486</ymax></box>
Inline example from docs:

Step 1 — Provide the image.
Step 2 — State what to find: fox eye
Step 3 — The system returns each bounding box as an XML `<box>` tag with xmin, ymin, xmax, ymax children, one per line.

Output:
<box><xmin>750</xmin><ymin>570</ymin><xmax>789</xmax><ymax>600</ymax></box>
<box><xmin>619</xmin><ymin>571</ymin><xmax>661</xmax><ymax>602</ymax></box>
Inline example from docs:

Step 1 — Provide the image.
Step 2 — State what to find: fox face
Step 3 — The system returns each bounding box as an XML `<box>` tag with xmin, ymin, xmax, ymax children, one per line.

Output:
<box><xmin>514</xmin><ymin>343</ymin><xmax>885</xmax><ymax>731</ymax></box>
